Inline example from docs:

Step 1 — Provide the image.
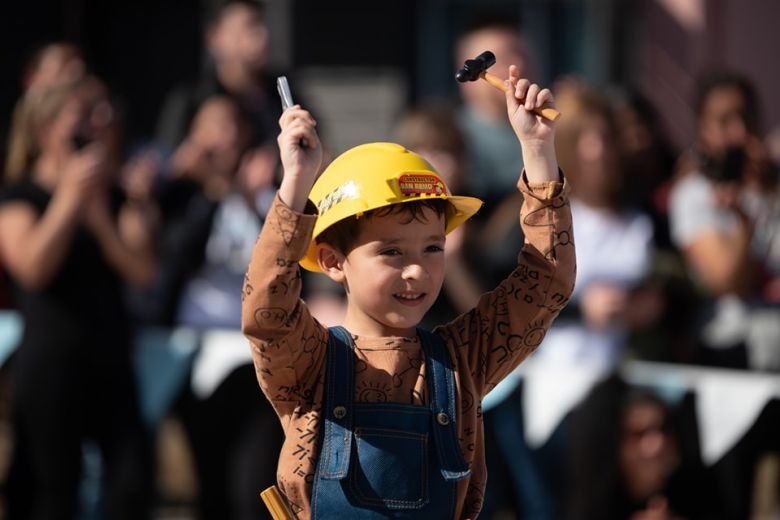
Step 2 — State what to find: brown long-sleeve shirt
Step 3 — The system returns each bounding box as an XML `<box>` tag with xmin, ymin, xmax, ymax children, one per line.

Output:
<box><xmin>242</xmin><ymin>175</ymin><xmax>575</xmax><ymax>519</ymax></box>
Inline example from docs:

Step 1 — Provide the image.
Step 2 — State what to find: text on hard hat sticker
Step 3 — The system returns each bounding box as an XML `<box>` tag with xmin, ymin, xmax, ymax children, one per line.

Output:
<box><xmin>398</xmin><ymin>174</ymin><xmax>448</xmax><ymax>196</ymax></box>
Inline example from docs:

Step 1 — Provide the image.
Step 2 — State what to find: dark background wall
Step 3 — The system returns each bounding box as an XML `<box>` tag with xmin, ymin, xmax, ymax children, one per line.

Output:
<box><xmin>2</xmin><ymin>0</ymin><xmax>779</xmax><ymax>152</ymax></box>
<box><xmin>632</xmin><ymin>0</ymin><xmax>780</xmax><ymax>147</ymax></box>
<box><xmin>1</xmin><ymin>0</ymin><xmax>202</xmax><ymax>147</ymax></box>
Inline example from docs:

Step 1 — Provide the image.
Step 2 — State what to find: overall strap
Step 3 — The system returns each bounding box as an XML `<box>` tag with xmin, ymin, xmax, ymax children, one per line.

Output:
<box><xmin>418</xmin><ymin>328</ymin><xmax>472</xmax><ymax>481</ymax></box>
<box><xmin>318</xmin><ymin>326</ymin><xmax>354</xmax><ymax>480</ymax></box>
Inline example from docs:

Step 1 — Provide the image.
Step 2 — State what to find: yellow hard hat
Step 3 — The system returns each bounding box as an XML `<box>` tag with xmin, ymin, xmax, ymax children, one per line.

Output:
<box><xmin>300</xmin><ymin>142</ymin><xmax>483</xmax><ymax>272</ymax></box>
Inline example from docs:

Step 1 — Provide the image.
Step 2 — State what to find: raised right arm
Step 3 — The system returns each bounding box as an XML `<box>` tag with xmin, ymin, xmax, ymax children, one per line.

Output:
<box><xmin>241</xmin><ymin>105</ymin><xmax>328</xmax><ymax>409</ymax></box>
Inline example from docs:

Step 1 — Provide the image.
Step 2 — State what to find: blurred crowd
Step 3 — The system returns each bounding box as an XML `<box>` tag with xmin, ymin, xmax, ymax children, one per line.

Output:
<box><xmin>0</xmin><ymin>1</ymin><xmax>778</xmax><ymax>519</ymax></box>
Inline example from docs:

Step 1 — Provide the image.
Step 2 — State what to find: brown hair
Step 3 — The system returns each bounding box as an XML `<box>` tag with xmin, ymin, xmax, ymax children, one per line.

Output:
<box><xmin>553</xmin><ymin>85</ymin><xmax>625</xmax><ymax>209</ymax></box>
<box><xmin>4</xmin><ymin>80</ymin><xmax>84</xmax><ymax>182</ymax></box>
<box><xmin>394</xmin><ymin>104</ymin><xmax>466</xmax><ymax>192</ymax></box>
<box><xmin>395</xmin><ymin>104</ymin><xmax>465</xmax><ymax>160</ymax></box>
<box><xmin>316</xmin><ymin>199</ymin><xmax>449</xmax><ymax>256</ymax></box>
<box><xmin>695</xmin><ymin>71</ymin><xmax>760</xmax><ymax>134</ymax></box>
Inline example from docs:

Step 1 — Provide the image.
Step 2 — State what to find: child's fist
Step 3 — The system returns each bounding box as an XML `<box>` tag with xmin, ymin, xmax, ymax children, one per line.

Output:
<box><xmin>504</xmin><ymin>65</ymin><xmax>556</xmax><ymax>145</ymax></box>
<box><xmin>278</xmin><ymin>105</ymin><xmax>322</xmax><ymax>184</ymax></box>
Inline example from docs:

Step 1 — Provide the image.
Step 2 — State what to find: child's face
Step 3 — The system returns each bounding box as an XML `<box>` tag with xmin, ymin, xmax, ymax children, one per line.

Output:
<box><xmin>338</xmin><ymin>206</ymin><xmax>446</xmax><ymax>337</ymax></box>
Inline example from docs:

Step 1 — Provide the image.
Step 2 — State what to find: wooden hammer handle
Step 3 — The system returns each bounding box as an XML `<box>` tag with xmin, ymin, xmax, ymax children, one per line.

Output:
<box><xmin>261</xmin><ymin>485</ymin><xmax>295</xmax><ymax>520</ymax></box>
<box><xmin>482</xmin><ymin>72</ymin><xmax>561</xmax><ymax>122</ymax></box>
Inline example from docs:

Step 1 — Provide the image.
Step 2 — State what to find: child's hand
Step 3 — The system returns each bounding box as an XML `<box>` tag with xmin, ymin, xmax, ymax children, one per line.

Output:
<box><xmin>278</xmin><ymin>105</ymin><xmax>322</xmax><ymax>211</ymax></box>
<box><xmin>504</xmin><ymin>65</ymin><xmax>556</xmax><ymax>147</ymax></box>
<box><xmin>503</xmin><ymin>65</ymin><xmax>560</xmax><ymax>184</ymax></box>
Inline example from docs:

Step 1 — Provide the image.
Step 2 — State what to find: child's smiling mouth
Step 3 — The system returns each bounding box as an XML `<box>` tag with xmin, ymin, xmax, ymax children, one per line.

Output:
<box><xmin>394</xmin><ymin>292</ymin><xmax>426</xmax><ymax>306</ymax></box>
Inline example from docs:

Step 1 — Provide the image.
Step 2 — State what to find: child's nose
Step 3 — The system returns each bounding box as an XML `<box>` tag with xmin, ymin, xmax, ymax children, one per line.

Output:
<box><xmin>402</xmin><ymin>262</ymin><xmax>427</xmax><ymax>280</ymax></box>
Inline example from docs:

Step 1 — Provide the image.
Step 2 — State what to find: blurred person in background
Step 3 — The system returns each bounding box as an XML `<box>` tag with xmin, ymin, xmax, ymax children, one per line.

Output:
<box><xmin>0</xmin><ymin>40</ymin><xmax>87</xmax><ymax>511</ymax></box>
<box><xmin>147</xmin><ymin>3</ymin><xmax>302</xmax><ymax>508</ymax></box>
<box><xmin>454</xmin><ymin>15</ymin><xmax>531</xmax><ymax>206</ymax></box>
<box><xmin>612</xmin><ymin>88</ymin><xmax>679</xmax><ymax>251</ymax></box>
<box><xmin>477</xmin><ymin>85</ymin><xmax>666</xmax><ymax>520</ymax></box>
<box><xmin>538</xmin><ymin>85</ymin><xmax>663</xmax><ymax>372</ymax></box>
<box><xmin>0</xmin><ymin>75</ymin><xmax>155</xmax><ymax>519</ymax></box>
<box><xmin>453</xmin><ymin>13</ymin><xmax>582</xmax><ymax>299</ymax></box>
<box><xmin>669</xmin><ymin>71</ymin><xmax>780</xmax><ymax>371</ymax></box>
<box><xmin>151</xmin><ymin>94</ymin><xmax>282</xmax><ymax>520</ymax></box>
<box><xmin>454</xmin><ymin>17</ymin><xmax>553</xmax><ymax>292</ymax></box>
<box><xmin>610</xmin><ymin>88</ymin><xmax>701</xmax><ymax>364</ymax></box>
<box><xmin>767</xmin><ymin>125</ymin><xmax>780</xmax><ymax>166</ymax></box>
<box><xmin>17</xmin><ymin>42</ymin><xmax>86</xmax><ymax>96</ymax></box>
<box><xmin>566</xmin><ymin>375</ymin><xmax>714</xmax><ymax>520</ymax></box>
<box><xmin>0</xmin><ymin>42</ymin><xmax>88</xmax><ymax>310</ymax></box>
<box><xmin>150</xmin><ymin>95</ymin><xmax>276</xmax><ymax>326</ymax></box>
<box><xmin>155</xmin><ymin>0</ymin><xmax>279</xmax><ymax>154</ymax></box>
<box><xmin>1</xmin><ymin>42</ymin><xmax>86</xmax><ymax>179</ymax></box>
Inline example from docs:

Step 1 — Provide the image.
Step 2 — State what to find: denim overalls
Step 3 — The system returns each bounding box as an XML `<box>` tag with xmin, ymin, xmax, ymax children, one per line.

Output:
<box><xmin>310</xmin><ymin>327</ymin><xmax>471</xmax><ymax>519</ymax></box>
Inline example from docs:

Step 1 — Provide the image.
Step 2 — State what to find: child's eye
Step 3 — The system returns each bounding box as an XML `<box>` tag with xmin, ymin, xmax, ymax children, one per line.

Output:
<box><xmin>426</xmin><ymin>244</ymin><xmax>444</xmax><ymax>253</ymax></box>
<box><xmin>380</xmin><ymin>248</ymin><xmax>401</xmax><ymax>256</ymax></box>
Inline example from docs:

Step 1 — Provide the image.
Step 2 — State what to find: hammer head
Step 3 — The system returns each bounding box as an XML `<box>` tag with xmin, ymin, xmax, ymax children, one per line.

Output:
<box><xmin>455</xmin><ymin>50</ymin><xmax>497</xmax><ymax>82</ymax></box>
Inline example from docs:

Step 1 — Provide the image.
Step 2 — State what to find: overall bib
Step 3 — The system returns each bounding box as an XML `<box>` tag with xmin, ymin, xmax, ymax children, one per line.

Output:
<box><xmin>311</xmin><ymin>327</ymin><xmax>471</xmax><ymax>519</ymax></box>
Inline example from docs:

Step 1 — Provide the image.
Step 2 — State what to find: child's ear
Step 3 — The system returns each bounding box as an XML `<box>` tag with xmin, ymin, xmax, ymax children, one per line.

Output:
<box><xmin>317</xmin><ymin>243</ymin><xmax>346</xmax><ymax>283</ymax></box>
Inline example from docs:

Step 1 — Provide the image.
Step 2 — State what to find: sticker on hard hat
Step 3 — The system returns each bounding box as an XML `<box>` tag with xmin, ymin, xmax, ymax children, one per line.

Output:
<box><xmin>398</xmin><ymin>174</ymin><xmax>448</xmax><ymax>196</ymax></box>
<box><xmin>317</xmin><ymin>180</ymin><xmax>360</xmax><ymax>216</ymax></box>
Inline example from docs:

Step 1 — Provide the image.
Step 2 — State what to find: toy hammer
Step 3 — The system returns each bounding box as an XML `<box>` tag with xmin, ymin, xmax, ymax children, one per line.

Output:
<box><xmin>456</xmin><ymin>51</ymin><xmax>561</xmax><ymax>122</ymax></box>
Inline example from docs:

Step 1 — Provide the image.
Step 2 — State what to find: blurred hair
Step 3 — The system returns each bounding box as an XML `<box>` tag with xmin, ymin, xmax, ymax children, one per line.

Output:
<box><xmin>454</xmin><ymin>8</ymin><xmax>524</xmax><ymax>63</ymax></box>
<box><xmin>611</xmin><ymin>86</ymin><xmax>678</xmax><ymax>186</ymax></box>
<box><xmin>4</xmin><ymin>79</ymin><xmax>86</xmax><ymax>183</ymax></box>
<box><xmin>555</xmin><ymin>86</ymin><xmax>620</xmax><ymax>160</ymax></box>
<box><xmin>621</xmin><ymin>387</ymin><xmax>669</xmax><ymax>419</ymax></box>
<box><xmin>208</xmin><ymin>0</ymin><xmax>265</xmax><ymax>25</ymax></box>
<box><xmin>20</xmin><ymin>41</ymin><xmax>84</xmax><ymax>90</ymax></box>
<box><xmin>566</xmin><ymin>375</ymin><xmax>673</xmax><ymax>519</ymax></box>
<box><xmin>456</xmin><ymin>9</ymin><xmax>523</xmax><ymax>40</ymax></box>
<box><xmin>191</xmin><ymin>94</ymin><xmax>253</xmax><ymax>156</ymax></box>
<box><xmin>694</xmin><ymin>71</ymin><xmax>761</xmax><ymax>134</ymax></box>
<box><xmin>616</xmin><ymin>88</ymin><xmax>670</xmax><ymax>146</ymax></box>
<box><xmin>553</xmin><ymin>86</ymin><xmax>625</xmax><ymax>208</ymax></box>
<box><xmin>395</xmin><ymin>103</ymin><xmax>465</xmax><ymax>161</ymax></box>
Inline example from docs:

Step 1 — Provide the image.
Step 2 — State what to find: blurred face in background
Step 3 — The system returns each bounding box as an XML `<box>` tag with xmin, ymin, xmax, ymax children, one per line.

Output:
<box><xmin>190</xmin><ymin>96</ymin><xmax>250</xmax><ymax>178</ymax></box>
<box><xmin>22</xmin><ymin>78</ymin><xmax>119</xmax><ymax>188</ymax></box>
<box><xmin>615</xmin><ymin>104</ymin><xmax>654</xmax><ymax>159</ymax></box>
<box><xmin>698</xmin><ymin>85</ymin><xmax>750</xmax><ymax>159</ymax></box>
<box><xmin>39</xmin><ymin>78</ymin><xmax>115</xmax><ymax>159</ymax></box>
<box><xmin>577</xmin><ymin>111</ymin><xmax>616</xmax><ymax>177</ymax></box>
<box><xmin>619</xmin><ymin>399</ymin><xmax>679</xmax><ymax>501</ymax></box>
<box><xmin>456</xmin><ymin>26</ymin><xmax>529</xmax><ymax>119</ymax></box>
<box><xmin>40</xmin><ymin>94</ymin><xmax>82</xmax><ymax>157</ymax></box>
<box><xmin>209</xmin><ymin>3</ymin><xmax>269</xmax><ymax>73</ymax></box>
<box><xmin>564</xmin><ymin>107</ymin><xmax>622</xmax><ymax>208</ymax></box>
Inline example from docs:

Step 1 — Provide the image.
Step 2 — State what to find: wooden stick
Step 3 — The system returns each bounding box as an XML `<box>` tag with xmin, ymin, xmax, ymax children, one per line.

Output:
<box><xmin>261</xmin><ymin>485</ymin><xmax>295</xmax><ymax>520</ymax></box>
<box><xmin>482</xmin><ymin>72</ymin><xmax>561</xmax><ymax>122</ymax></box>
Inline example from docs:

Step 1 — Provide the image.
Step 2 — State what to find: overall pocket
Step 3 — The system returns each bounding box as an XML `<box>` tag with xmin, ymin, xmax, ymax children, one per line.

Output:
<box><xmin>349</xmin><ymin>427</ymin><xmax>429</xmax><ymax>509</ymax></box>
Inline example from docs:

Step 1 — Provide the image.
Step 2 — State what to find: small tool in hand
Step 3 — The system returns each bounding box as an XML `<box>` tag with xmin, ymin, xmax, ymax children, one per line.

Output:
<box><xmin>456</xmin><ymin>51</ymin><xmax>561</xmax><ymax>122</ymax></box>
<box><xmin>261</xmin><ymin>485</ymin><xmax>294</xmax><ymax>520</ymax></box>
<box><xmin>277</xmin><ymin>76</ymin><xmax>309</xmax><ymax>147</ymax></box>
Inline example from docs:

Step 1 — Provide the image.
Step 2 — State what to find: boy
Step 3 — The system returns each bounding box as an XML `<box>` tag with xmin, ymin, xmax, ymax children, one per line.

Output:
<box><xmin>242</xmin><ymin>65</ymin><xmax>575</xmax><ymax>518</ymax></box>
